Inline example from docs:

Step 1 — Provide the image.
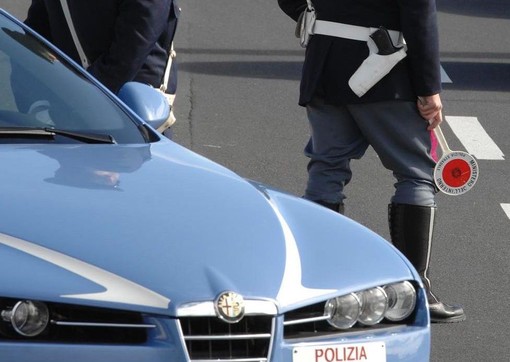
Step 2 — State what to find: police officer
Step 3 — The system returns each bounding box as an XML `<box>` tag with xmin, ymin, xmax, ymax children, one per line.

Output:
<box><xmin>25</xmin><ymin>0</ymin><xmax>179</xmax><ymax>95</ymax></box>
<box><xmin>23</xmin><ymin>0</ymin><xmax>179</xmax><ymax>138</ymax></box>
<box><xmin>278</xmin><ymin>0</ymin><xmax>466</xmax><ymax>323</ymax></box>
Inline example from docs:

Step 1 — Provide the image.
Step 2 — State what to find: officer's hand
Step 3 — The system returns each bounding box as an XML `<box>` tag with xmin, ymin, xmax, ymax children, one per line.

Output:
<box><xmin>417</xmin><ymin>94</ymin><xmax>442</xmax><ymax>130</ymax></box>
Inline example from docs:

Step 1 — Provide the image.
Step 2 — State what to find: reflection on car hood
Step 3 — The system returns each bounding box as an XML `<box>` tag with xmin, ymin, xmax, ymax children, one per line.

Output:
<box><xmin>0</xmin><ymin>142</ymin><xmax>414</xmax><ymax>314</ymax></box>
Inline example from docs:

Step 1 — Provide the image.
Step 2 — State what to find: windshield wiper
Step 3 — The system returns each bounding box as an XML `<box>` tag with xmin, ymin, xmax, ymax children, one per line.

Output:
<box><xmin>0</xmin><ymin>127</ymin><xmax>116</xmax><ymax>144</ymax></box>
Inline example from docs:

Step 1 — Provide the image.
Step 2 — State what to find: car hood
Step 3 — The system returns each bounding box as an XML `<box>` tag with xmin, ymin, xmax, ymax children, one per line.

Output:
<box><xmin>0</xmin><ymin>142</ymin><xmax>415</xmax><ymax>315</ymax></box>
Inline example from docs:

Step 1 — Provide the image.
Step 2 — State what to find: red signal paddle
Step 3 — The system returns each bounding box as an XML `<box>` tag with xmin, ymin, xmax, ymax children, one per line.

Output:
<box><xmin>433</xmin><ymin>125</ymin><xmax>479</xmax><ymax>195</ymax></box>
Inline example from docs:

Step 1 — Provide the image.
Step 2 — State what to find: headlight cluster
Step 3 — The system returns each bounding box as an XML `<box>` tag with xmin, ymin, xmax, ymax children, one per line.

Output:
<box><xmin>1</xmin><ymin>300</ymin><xmax>49</xmax><ymax>337</ymax></box>
<box><xmin>325</xmin><ymin>281</ymin><xmax>416</xmax><ymax>329</ymax></box>
<box><xmin>1</xmin><ymin>298</ymin><xmax>153</xmax><ymax>343</ymax></box>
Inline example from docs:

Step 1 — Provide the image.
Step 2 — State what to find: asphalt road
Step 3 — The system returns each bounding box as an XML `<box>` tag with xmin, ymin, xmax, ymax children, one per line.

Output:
<box><xmin>2</xmin><ymin>1</ymin><xmax>509</xmax><ymax>361</ymax></box>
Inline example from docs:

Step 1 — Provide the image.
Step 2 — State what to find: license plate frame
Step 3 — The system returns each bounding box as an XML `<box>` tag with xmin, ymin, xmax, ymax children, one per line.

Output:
<box><xmin>293</xmin><ymin>341</ymin><xmax>386</xmax><ymax>362</ymax></box>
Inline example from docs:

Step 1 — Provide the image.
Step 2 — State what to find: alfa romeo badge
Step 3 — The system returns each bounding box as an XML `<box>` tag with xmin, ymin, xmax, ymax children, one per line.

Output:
<box><xmin>214</xmin><ymin>291</ymin><xmax>245</xmax><ymax>323</ymax></box>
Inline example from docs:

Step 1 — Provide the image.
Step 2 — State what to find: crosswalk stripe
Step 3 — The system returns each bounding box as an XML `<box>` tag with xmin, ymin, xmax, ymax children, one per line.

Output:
<box><xmin>441</xmin><ymin>66</ymin><xmax>452</xmax><ymax>83</ymax></box>
<box><xmin>444</xmin><ymin>116</ymin><xmax>505</xmax><ymax>160</ymax></box>
<box><xmin>501</xmin><ymin>204</ymin><xmax>510</xmax><ymax>220</ymax></box>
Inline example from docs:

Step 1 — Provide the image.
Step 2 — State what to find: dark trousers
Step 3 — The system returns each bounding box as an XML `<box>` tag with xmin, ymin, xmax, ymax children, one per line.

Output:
<box><xmin>304</xmin><ymin>97</ymin><xmax>438</xmax><ymax>206</ymax></box>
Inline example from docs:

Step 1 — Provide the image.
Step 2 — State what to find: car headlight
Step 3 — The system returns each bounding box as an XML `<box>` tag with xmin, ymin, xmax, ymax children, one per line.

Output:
<box><xmin>356</xmin><ymin>287</ymin><xmax>388</xmax><ymax>325</ymax></box>
<box><xmin>322</xmin><ymin>282</ymin><xmax>418</xmax><ymax>330</ymax></box>
<box><xmin>384</xmin><ymin>281</ymin><xmax>417</xmax><ymax>321</ymax></box>
<box><xmin>1</xmin><ymin>300</ymin><xmax>49</xmax><ymax>337</ymax></box>
<box><xmin>325</xmin><ymin>293</ymin><xmax>361</xmax><ymax>329</ymax></box>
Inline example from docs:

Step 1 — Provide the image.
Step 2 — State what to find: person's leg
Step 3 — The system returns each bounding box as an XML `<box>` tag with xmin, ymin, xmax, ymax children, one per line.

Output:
<box><xmin>348</xmin><ymin>100</ymin><xmax>437</xmax><ymax>206</ymax></box>
<box><xmin>349</xmin><ymin>100</ymin><xmax>465</xmax><ymax>323</ymax></box>
<box><xmin>304</xmin><ymin>97</ymin><xmax>369</xmax><ymax>213</ymax></box>
<box><xmin>388</xmin><ymin>203</ymin><xmax>465</xmax><ymax>322</ymax></box>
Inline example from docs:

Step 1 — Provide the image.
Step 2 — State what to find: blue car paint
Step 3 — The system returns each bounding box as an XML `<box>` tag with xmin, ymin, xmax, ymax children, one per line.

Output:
<box><xmin>1</xmin><ymin>142</ymin><xmax>417</xmax><ymax>314</ymax></box>
<box><xmin>117</xmin><ymin>82</ymin><xmax>171</xmax><ymax>128</ymax></box>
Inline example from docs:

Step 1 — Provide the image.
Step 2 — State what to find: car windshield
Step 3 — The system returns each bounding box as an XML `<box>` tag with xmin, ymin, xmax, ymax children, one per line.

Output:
<box><xmin>0</xmin><ymin>12</ymin><xmax>146</xmax><ymax>144</ymax></box>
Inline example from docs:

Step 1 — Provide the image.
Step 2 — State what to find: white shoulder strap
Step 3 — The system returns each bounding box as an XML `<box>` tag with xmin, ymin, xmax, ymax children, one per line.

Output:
<box><xmin>160</xmin><ymin>42</ymin><xmax>176</xmax><ymax>94</ymax></box>
<box><xmin>59</xmin><ymin>0</ymin><xmax>90</xmax><ymax>68</ymax></box>
<box><xmin>306</xmin><ymin>0</ymin><xmax>314</xmax><ymax>10</ymax></box>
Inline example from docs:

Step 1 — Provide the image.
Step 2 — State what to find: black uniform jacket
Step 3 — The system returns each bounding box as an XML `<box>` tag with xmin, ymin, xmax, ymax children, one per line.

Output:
<box><xmin>25</xmin><ymin>0</ymin><xmax>180</xmax><ymax>93</ymax></box>
<box><xmin>278</xmin><ymin>0</ymin><xmax>441</xmax><ymax>106</ymax></box>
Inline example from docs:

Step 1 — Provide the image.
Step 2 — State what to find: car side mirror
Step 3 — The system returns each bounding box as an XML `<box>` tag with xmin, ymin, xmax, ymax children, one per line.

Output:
<box><xmin>117</xmin><ymin>82</ymin><xmax>170</xmax><ymax>131</ymax></box>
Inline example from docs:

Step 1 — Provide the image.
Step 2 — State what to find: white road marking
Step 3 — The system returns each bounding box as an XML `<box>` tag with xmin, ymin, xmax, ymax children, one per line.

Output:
<box><xmin>0</xmin><ymin>233</ymin><xmax>170</xmax><ymax>309</ymax></box>
<box><xmin>502</xmin><ymin>204</ymin><xmax>510</xmax><ymax>220</ymax></box>
<box><xmin>444</xmin><ymin>116</ymin><xmax>505</xmax><ymax>160</ymax></box>
<box><xmin>441</xmin><ymin>66</ymin><xmax>452</xmax><ymax>83</ymax></box>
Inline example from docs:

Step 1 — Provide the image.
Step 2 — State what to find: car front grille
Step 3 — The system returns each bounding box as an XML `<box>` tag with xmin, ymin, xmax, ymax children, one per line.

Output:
<box><xmin>179</xmin><ymin>315</ymin><xmax>274</xmax><ymax>361</ymax></box>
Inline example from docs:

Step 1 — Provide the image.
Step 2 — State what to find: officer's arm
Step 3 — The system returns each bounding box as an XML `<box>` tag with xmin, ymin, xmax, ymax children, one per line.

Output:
<box><xmin>24</xmin><ymin>0</ymin><xmax>53</xmax><ymax>41</ymax></box>
<box><xmin>397</xmin><ymin>0</ymin><xmax>441</xmax><ymax>97</ymax></box>
<box><xmin>278</xmin><ymin>0</ymin><xmax>308</xmax><ymax>22</ymax></box>
<box><xmin>87</xmin><ymin>0</ymin><xmax>173</xmax><ymax>93</ymax></box>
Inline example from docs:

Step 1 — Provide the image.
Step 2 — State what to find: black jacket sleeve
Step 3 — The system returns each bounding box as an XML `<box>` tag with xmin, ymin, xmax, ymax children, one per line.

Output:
<box><xmin>25</xmin><ymin>0</ymin><xmax>52</xmax><ymax>41</ymax></box>
<box><xmin>398</xmin><ymin>0</ymin><xmax>441</xmax><ymax>96</ymax></box>
<box><xmin>87</xmin><ymin>0</ymin><xmax>173</xmax><ymax>93</ymax></box>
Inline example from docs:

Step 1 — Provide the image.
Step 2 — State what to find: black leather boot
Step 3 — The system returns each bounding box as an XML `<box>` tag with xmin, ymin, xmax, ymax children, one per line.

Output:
<box><xmin>388</xmin><ymin>203</ymin><xmax>466</xmax><ymax>323</ymax></box>
<box><xmin>315</xmin><ymin>200</ymin><xmax>345</xmax><ymax>215</ymax></box>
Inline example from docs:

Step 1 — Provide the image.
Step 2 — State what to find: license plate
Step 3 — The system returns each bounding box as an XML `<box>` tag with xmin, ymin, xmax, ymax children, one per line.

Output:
<box><xmin>293</xmin><ymin>342</ymin><xmax>386</xmax><ymax>362</ymax></box>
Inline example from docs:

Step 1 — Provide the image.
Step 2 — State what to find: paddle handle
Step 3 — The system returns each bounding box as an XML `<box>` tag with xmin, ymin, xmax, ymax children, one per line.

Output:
<box><xmin>433</xmin><ymin>125</ymin><xmax>451</xmax><ymax>153</ymax></box>
<box><xmin>416</xmin><ymin>97</ymin><xmax>451</xmax><ymax>153</ymax></box>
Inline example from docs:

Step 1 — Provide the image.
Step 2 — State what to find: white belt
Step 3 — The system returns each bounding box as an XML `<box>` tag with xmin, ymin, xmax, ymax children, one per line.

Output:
<box><xmin>313</xmin><ymin>20</ymin><xmax>402</xmax><ymax>45</ymax></box>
